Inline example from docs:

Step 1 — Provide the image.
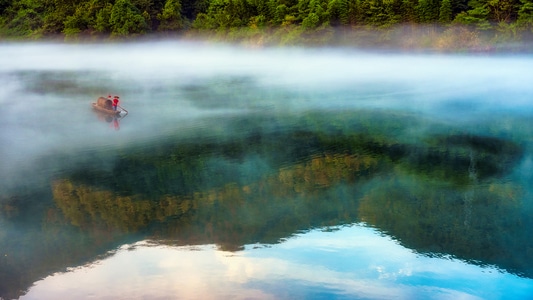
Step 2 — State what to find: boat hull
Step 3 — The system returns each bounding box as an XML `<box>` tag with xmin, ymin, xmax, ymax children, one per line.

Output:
<box><xmin>92</xmin><ymin>102</ymin><xmax>121</xmax><ymax>116</ymax></box>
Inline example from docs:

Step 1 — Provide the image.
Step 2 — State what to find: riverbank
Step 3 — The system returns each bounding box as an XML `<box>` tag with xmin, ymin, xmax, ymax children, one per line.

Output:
<box><xmin>2</xmin><ymin>24</ymin><xmax>532</xmax><ymax>54</ymax></box>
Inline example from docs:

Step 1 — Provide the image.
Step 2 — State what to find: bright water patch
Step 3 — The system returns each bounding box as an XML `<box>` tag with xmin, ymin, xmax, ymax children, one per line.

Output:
<box><xmin>21</xmin><ymin>225</ymin><xmax>533</xmax><ymax>300</ymax></box>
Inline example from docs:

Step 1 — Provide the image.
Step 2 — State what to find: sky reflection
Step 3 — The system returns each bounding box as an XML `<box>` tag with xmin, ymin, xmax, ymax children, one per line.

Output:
<box><xmin>21</xmin><ymin>224</ymin><xmax>532</xmax><ymax>300</ymax></box>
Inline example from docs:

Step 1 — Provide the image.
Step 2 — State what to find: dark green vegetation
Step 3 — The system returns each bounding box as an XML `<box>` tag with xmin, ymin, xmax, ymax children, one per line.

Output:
<box><xmin>1</xmin><ymin>0</ymin><xmax>533</xmax><ymax>48</ymax></box>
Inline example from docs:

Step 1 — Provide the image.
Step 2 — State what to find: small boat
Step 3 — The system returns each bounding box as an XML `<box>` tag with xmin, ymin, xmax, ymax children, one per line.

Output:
<box><xmin>91</xmin><ymin>97</ymin><xmax>126</xmax><ymax>116</ymax></box>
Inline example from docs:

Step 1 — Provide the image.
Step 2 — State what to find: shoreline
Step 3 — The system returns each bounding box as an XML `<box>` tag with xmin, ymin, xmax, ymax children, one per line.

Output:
<box><xmin>2</xmin><ymin>25</ymin><xmax>532</xmax><ymax>54</ymax></box>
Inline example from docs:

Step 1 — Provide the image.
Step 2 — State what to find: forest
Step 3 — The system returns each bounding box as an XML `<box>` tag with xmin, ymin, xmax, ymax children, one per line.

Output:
<box><xmin>1</xmin><ymin>0</ymin><xmax>533</xmax><ymax>46</ymax></box>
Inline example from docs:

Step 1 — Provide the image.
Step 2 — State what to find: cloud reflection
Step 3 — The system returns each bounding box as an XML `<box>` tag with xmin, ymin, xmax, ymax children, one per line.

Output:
<box><xmin>21</xmin><ymin>224</ymin><xmax>531</xmax><ymax>300</ymax></box>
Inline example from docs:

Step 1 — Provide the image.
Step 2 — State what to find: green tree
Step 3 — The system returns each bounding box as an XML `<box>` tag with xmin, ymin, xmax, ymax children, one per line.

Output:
<box><xmin>365</xmin><ymin>0</ymin><xmax>388</xmax><ymax>25</ymax></box>
<box><xmin>416</xmin><ymin>0</ymin><xmax>439</xmax><ymax>23</ymax></box>
<box><xmin>95</xmin><ymin>3</ymin><xmax>113</xmax><ymax>33</ymax></box>
<box><xmin>40</xmin><ymin>0</ymin><xmax>80</xmax><ymax>34</ymax></box>
<box><xmin>3</xmin><ymin>0</ymin><xmax>45</xmax><ymax>36</ymax></box>
<box><xmin>382</xmin><ymin>0</ymin><xmax>401</xmax><ymax>26</ymax></box>
<box><xmin>517</xmin><ymin>0</ymin><xmax>533</xmax><ymax>28</ymax></box>
<box><xmin>454</xmin><ymin>0</ymin><xmax>517</xmax><ymax>28</ymax></box>
<box><xmin>326</xmin><ymin>0</ymin><xmax>348</xmax><ymax>25</ymax></box>
<box><xmin>439</xmin><ymin>0</ymin><xmax>453</xmax><ymax>23</ymax></box>
<box><xmin>487</xmin><ymin>0</ymin><xmax>518</xmax><ymax>23</ymax></box>
<box><xmin>266</xmin><ymin>0</ymin><xmax>286</xmax><ymax>25</ymax></box>
<box><xmin>191</xmin><ymin>11</ymin><xmax>212</xmax><ymax>28</ymax></box>
<box><xmin>345</xmin><ymin>0</ymin><xmax>364</xmax><ymax>24</ymax></box>
<box><xmin>128</xmin><ymin>0</ymin><xmax>164</xmax><ymax>30</ymax></box>
<box><xmin>301</xmin><ymin>10</ymin><xmax>320</xmax><ymax>27</ymax></box>
<box><xmin>247</xmin><ymin>0</ymin><xmax>269</xmax><ymax>20</ymax></box>
<box><xmin>301</xmin><ymin>0</ymin><xmax>329</xmax><ymax>29</ymax></box>
<box><xmin>157</xmin><ymin>0</ymin><xmax>183</xmax><ymax>31</ymax></box>
<box><xmin>62</xmin><ymin>0</ymin><xmax>112</xmax><ymax>37</ymax></box>
<box><xmin>195</xmin><ymin>0</ymin><xmax>233</xmax><ymax>29</ymax></box>
<box><xmin>266</xmin><ymin>0</ymin><xmax>299</xmax><ymax>26</ymax></box>
<box><xmin>359</xmin><ymin>0</ymin><xmax>400</xmax><ymax>26</ymax></box>
<box><xmin>63</xmin><ymin>2</ymin><xmax>92</xmax><ymax>36</ymax></box>
<box><xmin>400</xmin><ymin>0</ymin><xmax>417</xmax><ymax>22</ymax></box>
<box><xmin>453</xmin><ymin>2</ymin><xmax>492</xmax><ymax>29</ymax></box>
<box><xmin>197</xmin><ymin>0</ymin><xmax>258</xmax><ymax>28</ymax></box>
<box><xmin>229</xmin><ymin>0</ymin><xmax>257</xmax><ymax>27</ymax></box>
<box><xmin>110</xmin><ymin>0</ymin><xmax>149</xmax><ymax>36</ymax></box>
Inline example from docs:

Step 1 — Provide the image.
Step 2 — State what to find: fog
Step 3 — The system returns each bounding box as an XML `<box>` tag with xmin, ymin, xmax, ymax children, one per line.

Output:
<box><xmin>1</xmin><ymin>41</ymin><xmax>533</xmax><ymax>193</ymax></box>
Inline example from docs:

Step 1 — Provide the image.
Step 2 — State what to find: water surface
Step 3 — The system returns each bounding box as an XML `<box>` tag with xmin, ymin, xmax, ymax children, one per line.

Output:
<box><xmin>1</xmin><ymin>41</ymin><xmax>533</xmax><ymax>299</ymax></box>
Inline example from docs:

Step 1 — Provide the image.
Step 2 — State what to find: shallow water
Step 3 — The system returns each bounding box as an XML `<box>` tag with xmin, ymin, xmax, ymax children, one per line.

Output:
<box><xmin>1</xmin><ymin>41</ymin><xmax>533</xmax><ymax>299</ymax></box>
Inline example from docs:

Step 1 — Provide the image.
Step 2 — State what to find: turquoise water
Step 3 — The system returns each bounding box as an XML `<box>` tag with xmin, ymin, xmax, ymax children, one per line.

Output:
<box><xmin>1</xmin><ymin>42</ymin><xmax>533</xmax><ymax>299</ymax></box>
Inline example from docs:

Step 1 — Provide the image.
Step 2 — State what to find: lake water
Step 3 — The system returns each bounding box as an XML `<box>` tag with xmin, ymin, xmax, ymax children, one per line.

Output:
<box><xmin>1</xmin><ymin>41</ymin><xmax>533</xmax><ymax>300</ymax></box>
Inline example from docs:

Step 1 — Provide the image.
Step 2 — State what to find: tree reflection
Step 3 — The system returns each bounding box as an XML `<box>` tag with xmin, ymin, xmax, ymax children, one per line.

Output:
<box><xmin>49</xmin><ymin>125</ymin><xmax>530</xmax><ymax>278</ymax></box>
<box><xmin>1</xmin><ymin>109</ymin><xmax>530</xmax><ymax>299</ymax></box>
<box><xmin>52</xmin><ymin>152</ymin><xmax>378</xmax><ymax>245</ymax></box>
<box><xmin>358</xmin><ymin>176</ymin><xmax>528</xmax><ymax>268</ymax></box>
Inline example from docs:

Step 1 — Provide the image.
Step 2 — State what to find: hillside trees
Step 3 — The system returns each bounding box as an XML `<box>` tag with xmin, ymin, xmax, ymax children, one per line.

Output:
<box><xmin>109</xmin><ymin>0</ymin><xmax>149</xmax><ymax>35</ymax></box>
<box><xmin>63</xmin><ymin>0</ymin><xmax>111</xmax><ymax>35</ymax></box>
<box><xmin>2</xmin><ymin>0</ymin><xmax>45</xmax><ymax>36</ymax></box>
<box><xmin>1</xmin><ymin>0</ymin><xmax>533</xmax><ymax>39</ymax></box>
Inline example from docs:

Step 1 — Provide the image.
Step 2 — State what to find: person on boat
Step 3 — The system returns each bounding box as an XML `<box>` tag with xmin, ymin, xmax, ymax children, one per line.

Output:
<box><xmin>112</xmin><ymin>96</ymin><xmax>120</xmax><ymax>111</ymax></box>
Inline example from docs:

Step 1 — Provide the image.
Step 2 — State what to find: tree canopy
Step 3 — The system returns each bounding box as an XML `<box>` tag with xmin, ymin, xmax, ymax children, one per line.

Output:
<box><xmin>1</xmin><ymin>0</ymin><xmax>533</xmax><ymax>42</ymax></box>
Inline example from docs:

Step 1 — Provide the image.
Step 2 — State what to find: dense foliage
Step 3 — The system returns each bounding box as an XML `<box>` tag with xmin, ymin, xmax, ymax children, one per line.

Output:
<box><xmin>1</xmin><ymin>0</ymin><xmax>533</xmax><ymax>43</ymax></box>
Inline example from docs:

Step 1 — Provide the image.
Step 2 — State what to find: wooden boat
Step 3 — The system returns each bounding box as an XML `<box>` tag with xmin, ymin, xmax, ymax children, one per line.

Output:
<box><xmin>91</xmin><ymin>97</ymin><xmax>125</xmax><ymax>116</ymax></box>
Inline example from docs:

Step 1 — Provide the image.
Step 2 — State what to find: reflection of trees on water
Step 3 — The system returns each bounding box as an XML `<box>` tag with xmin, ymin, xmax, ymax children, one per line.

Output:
<box><xmin>358</xmin><ymin>134</ymin><xmax>531</xmax><ymax>277</ymax></box>
<box><xmin>464</xmin><ymin>149</ymin><xmax>476</xmax><ymax>228</ymax></box>
<box><xmin>358</xmin><ymin>176</ymin><xmax>527</xmax><ymax>270</ymax></box>
<box><xmin>50</xmin><ymin>129</ymin><xmax>530</xmax><ymax>275</ymax></box>
<box><xmin>53</xmin><ymin>153</ymin><xmax>379</xmax><ymax>249</ymax></box>
<box><xmin>1</xmin><ymin>110</ymin><xmax>531</xmax><ymax>299</ymax></box>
